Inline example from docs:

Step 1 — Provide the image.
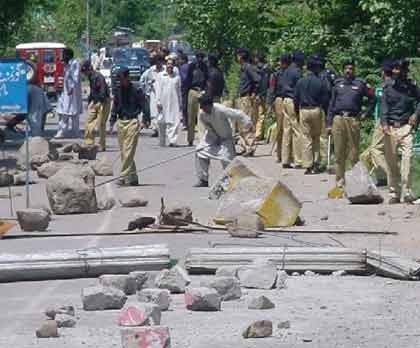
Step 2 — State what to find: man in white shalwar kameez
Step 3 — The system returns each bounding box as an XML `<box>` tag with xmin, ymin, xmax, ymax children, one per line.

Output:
<box><xmin>140</xmin><ymin>53</ymin><xmax>165</xmax><ymax>136</ymax></box>
<box><xmin>194</xmin><ymin>93</ymin><xmax>252</xmax><ymax>187</ymax></box>
<box><xmin>55</xmin><ymin>48</ymin><xmax>83</xmax><ymax>138</ymax></box>
<box><xmin>156</xmin><ymin>58</ymin><xmax>182</xmax><ymax>146</ymax></box>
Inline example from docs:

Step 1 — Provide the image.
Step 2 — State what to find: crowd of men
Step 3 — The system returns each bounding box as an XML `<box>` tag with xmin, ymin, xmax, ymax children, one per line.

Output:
<box><xmin>6</xmin><ymin>45</ymin><xmax>420</xmax><ymax>204</ymax></box>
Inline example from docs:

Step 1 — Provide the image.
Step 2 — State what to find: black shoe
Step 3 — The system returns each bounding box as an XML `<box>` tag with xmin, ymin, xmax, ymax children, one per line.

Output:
<box><xmin>304</xmin><ymin>168</ymin><xmax>316</xmax><ymax>175</ymax></box>
<box><xmin>388</xmin><ymin>197</ymin><xmax>400</xmax><ymax>205</ymax></box>
<box><xmin>282</xmin><ymin>164</ymin><xmax>292</xmax><ymax>169</ymax></box>
<box><xmin>193</xmin><ymin>180</ymin><xmax>209</xmax><ymax>188</ymax></box>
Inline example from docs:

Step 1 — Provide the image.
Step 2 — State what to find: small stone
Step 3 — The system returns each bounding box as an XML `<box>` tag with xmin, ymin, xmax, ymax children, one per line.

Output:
<box><xmin>127</xmin><ymin>215</ymin><xmax>156</xmax><ymax>231</ymax></box>
<box><xmin>119</xmin><ymin>195</ymin><xmax>149</xmax><ymax>208</ymax></box>
<box><xmin>304</xmin><ymin>270</ymin><xmax>316</xmax><ymax>276</ymax></box>
<box><xmin>248</xmin><ymin>295</ymin><xmax>275</xmax><ymax>310</ymax></box>
<box><xmin>320</xmin><ymin>215</ymin><xmax>329</xmax><ymax>221</ymax></box>
<box><xmin>276</xmin><ymin>270</ymin><xmax>288</xmax><ymax>289</ymax></box>
<box><xmin>238</xmin><ymin>260</ymin><xmax>277</xmax><ymax>289</ymax></box>
<box><xmin>200</xmin><ymin>276</ymin><xmax>242</xmax><ymax>301</ymax></box>
<box><xmin>120</xmin><ymin>326</ymin><xmax>170</xmax><ymax>348</ymax></box>
<box><xmin>155</xmin><ymin>266</ymin><xmax>190</xmax><ymax>294</ymax></box>
<box><xmin>242</xmin><ymin>320</ymin><xmax>273</xmax><ymax>338</ymax></box>
<box><xmin>16</xmin><ymin>208</ymin><xmax>50</xmax><ymax>231</ymax></box>
<box><xmin>278</xmin><ymin>320</ymin><xmax>291</xmax><ymax>329</ymax></box>
<box><xmin>55</xmin><ymin>314</ymin><xmax>77</xmax><ymax>328</ymax></box>
<box><xmin>129</xmin><ymin>271</ymin><xmax>158</xmax><ymax>291</ymax></box>
<box><xmin>45</xmin><ymin>305</ymin><xmax>75</xmax><ymax>319</ymax></box>
<box><xmin>36</xmin><ymin>320</ymin><xmax>59</xmax><ymax>338</ymax></box>
<box><xmin>137</xmin><ymin>289</ymin><xmax>171</xmax><ymax>311</ymax></box>
<box><xmin>62</xmin><ymin>143</ymin><xmax>74</xmax><ymax>153</ymax></box>
<box><xmin>332</xmin><ymin>270</ymin><xmax>347</xmax><ymax>277</ymax></box>
<box><xmin>82</xmin><ymin>286</ymin><xmax>127</xmax><ymax>311</ymax></box>
<box><xmin>78</xmin><ymin>144</ymin><xmax>98</xmax><ymax>160</ymax></box>
<box><xmin>377</xmin><ymin>211</ymin><xmax>386</xmax><ymax>216</ymax></box>
<box><xmin>98</xmin><ymin>274</ymin><xmax>136</xmax><ymax>295</ymax></box>
<box><xmin>215</xmin><ymin>266</ymin><xmax>241</xmax><ymax>278</ymax></box>
<box><xmin>185</xmin><ymin>287</ymin><xmax>221</xmax><ymax>311</ymax></box>
<box><xmin>160</xmin><ymin>206</ymin><xmax>193</xmax><ymax>226</ymax></box>
<box><xmin>118</xmin><ymin>303</ymin><xmax>161</xmax><ymax>327</ymax></box>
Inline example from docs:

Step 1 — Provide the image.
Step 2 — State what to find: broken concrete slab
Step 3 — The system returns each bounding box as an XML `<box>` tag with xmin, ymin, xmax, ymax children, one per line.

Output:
<box><xmin>118</xmin><ymin>303</ymin><xmax>161</xmax><ymax>326</ymax></box>
<box><xmin>91</xmin><ymin>156</ymin><xmax>113</xmax><ymax>176</ymax></box>
<box><xmin>247</xmin><ymin>295</ymin><xmax>275</xmax><ymax>310</ymax></box>
<box><xmin>120</xmin><ymin>326</ymin><xmax>171</xmax><ymax>348</ymax></box>
<box><xmin>118</xmin><ymin>194</ymin><xmax>149</xmax><ymax>208</ymax></box>
<box><xmin>45</xmin><ymin>305</ymin><xmax>75</xmax><ymax>319</ymax></box>
<box><xmin>129</xmin><ymin>271</ymin><xmax>159</xmax><ymax>291</ymax></box>
<box><xmin>137</xmin><ymin>289</ymin><xmax>171</xmax><ymax>311</ymax></box>
<box><xmin>96</xmin><ymin>183</ymin><xmax>117</xmax><ymax>211</ymax></box>
<box><xmin>98</xmin><ymin>274</ymin><xmax>137</xmax><ymax>295</ymax></box>
<box><xmin>46</xmin><ymin>166</ymin><xmax>97</xmax><ymax>214</ymax></box>
<box><xmin>160</xmin><ymin>206</ymin><xmax>193</xmax><ymax>226</ymax></box>
<box><xmin>214</xmin><ymin>176</ymin><xmax>302</xmax><ymax>228</ymax></box>
<box><xmin>209</xmin><ymin>157</ymin><xmax>258</xmax><ymax>200</ymax></box>
<box><xmin>242</xmin><ymin>320</ymin><xmax>273</xmax><ymax>338</ymax></box>
<box><xmin>55</xmin><ymin>314</ymin><xmax>76</xmax><ymax>328</ymax></box>
<box><xmin>82</xmin><ymin>286</ymin><xmax>127</xmax><ymax>311</ymax></box>
<box><xmin>345</xmin><ymin>162</ymin><xmax>383</xmax><ymax>204</ymax></box>
<box><xmin>0</xmin><ymin>245</ymin><xmax>170</xmax><ymax>282</ymax></box>
<box><xmin>155</xmin><ymin>266</ymin><xmax>190</xmax><ymax>294</ymax></box>
<box><xmin>367</xmin><ymin>250</ymin><xmax>420</xmax><ymax>280</ymax></box>
<box><xmin>16</xmin><ymin>208</ymin><xmax>50</xmax><ymax>232</ymax></box>
<box><xmin>17</xmin><ymin>136</ymin><xmax>59</xmax><ymax>170</ymax></box>
<box><xmin>36</xmin><ymin>320</ymin><xmax>59</xmax><ymax>338</ymax></box>
<box><xmin>36</xmin><ymin>161</ymin><xmax>65</xmax><ymax>179</ymax></box>
<box><xmin>184</xmin><ymin>287</ymin><xmax>221</xmax><ymax>311</ymax></box>
<box><xmin>238</xmin><ymin>261</ymin><xmax>278</xmax><ymax>289</ymax></box>
<box><xmin>200</xmin><ymin>276</ymin><xmax>241</xmax><ymax>301</ymax></box>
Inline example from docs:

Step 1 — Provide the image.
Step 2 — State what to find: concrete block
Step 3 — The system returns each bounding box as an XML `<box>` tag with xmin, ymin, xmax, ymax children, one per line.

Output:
<box><xmin>99</xmin><ymin>274</ymin><xmax>136</xmax><ymax>295</ymax></box>
<box><xmin>137</xmin><ymin>289</ymin><xmax>171</xmax><ymax>311</ymax></box>
<box><xmin>82</xmin><ymin>286</ymin><xmax>127</xmax><ymax>311</ymax></box>
<box><xmin>201</xmin><ymin>277</ymin><xmax>241</xmax><ymax>301</ymax></box>
<box><xmin>118</xmin><ymin>303</ymin><xmax>161</xmax><ymax>327</ymax></box>
<box><xmin>184</xmin><ymin>287</ymin><xmax>221</xmax><ymax>311</ymax></box>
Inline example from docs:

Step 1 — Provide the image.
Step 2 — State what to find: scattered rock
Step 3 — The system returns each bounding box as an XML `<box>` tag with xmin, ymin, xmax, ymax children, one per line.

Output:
<box><xmin>201</xmin><ymin>276</ymin><xmax>241</xmax><ymax>301</ymax></box>
<box><xmin>36</xmin><ymin>320</ymin><xmax>59</xmax><ymax>338</ymax></box>
<box><xmin>155</xmin><ymin>266</ymin><xmax>190</xmax><ymax>294</ymax></box>
<box><xmin>248</xmin><ymin>295</ymin><xmax>275</xmax><ymax>310</ymax></box>
<box><xmin>0</xmin><ymin>171</ymin><xmax>13</xmax><ymax>187</ymax></box>
<box><xmin>78</xmin><ymin>144</ymin><xmax>98</xmax><ymax>160</ymax></box>
<box><xmin>278</xmin><ymin>320</ymin><xmax>291</xmax><ymax>329</ymax></box>
<box><xmin>276</xmin><ymin>270</ymin><xmax>288</xmax><ymax>289</ymax></box>
<box><xmin>91</xmin><ymin>156</ymin><xmax>113</xmax><ymax>176</ymax></box>
<box><xmin>238</xmin><ymin>261</ymin><xmax>277</xmax><ymax>289</ymax></box>
<box><xmin>344</xmin><ymin>162</ymin><xmax>383</xmax><ymax>204</ymax></box>
<box><xmin>302</xmin><ymin>337</ymin><xmax>313</xmax><ymax>343</ymax></box>
<box><xmin>242</xmin><ymin>320</ymin><xmax>273</xmax><ymax>338</ymax></box>
<box><xmin>215</xmin><ymin>266</ymin><xmax>241</xmax><ymax>278</ymax></box>
<box><xmin>320</xmin><ymin>215</ymin><xmax>329</xmax><ymax>221</ymax></box>
<box><xmin>119</xmin><ymin>194</ymin><xmax>149</xmax><ymax>208</ymax></box>
<box><xmin>46</xmin><ymin>166</ymin><xmax>97</xmax><ymax>214</ymax></box>
<box><xmin>58</xmin><ymin>153</ymin><xmax>74</xmax><ymax>161</ymax></box>
<box><xmin>45</xmin><ymin>305</ymin><xmax>75</xmax><ymax>319</ymax></box>
<box><xmin>96</xmin><ymin>183</ymin><xmax>117</xmax><ymax>211</ymax></box>
<box><xmin>55</xmin><ymin>314</ymin><xmax>77</xmax><ymax>328</ymax></box>
<box><xmin>137</xmin><ymin>289</ymin><xmax>171</xmax><ymax>311</ymax></box>
<box><xmin>160</xmin><ymin>206</ymin><xmax>193</xmax><ymax>226</ymax></box>
<box><xmin>98</xmin><ymin>274</ymin><xmax>136</xmax><ymax>295</ymax></box>
<box><xmin>17</xmin><ymin>136</ymin><xmax>58</xmax><ymax>170</ymax></box>
<box><xmin>13</xmin><ymin>172</ymin><xmax>36</xmax><ymax>185</ymax></box>
<box><xmin>332</xmin><ymin>270</ymin><xmax>347</xmax><ymax>277</ymax></box>
<box><xmin>118</xmin><ymin>303</ymin><xmax>161</xmax><ymax>327</ymax></box>
<box><xmin>185</xmin><ymin>287</ymin><xmax>221</xmax><ymax>311</ymax></box>
<box><xmin>62</xmin><ymin>143</ymin><xmax>74</xmax><ymax>153</ymax></box>
<box><xmin>377</xmin><ymin>211</ymin><xmax>386</xmax><ymax>216</ymax></box>
<box><xmin>120</xmin><ymin>326</ymin><xmax>170</xmax><ymax>348</ymax></box>
<box><xmin>82</xmin><ymin>286</ymin><xmax>127</xmax><ymax>311</ymax></box>
<box><xmin>36</xmin><ymin>161</ymin><xmax>64</xmax><ymax>179</ymax></box>
<box><xmin>16</xmin><ymin>208</ymin><xmax>50</xmax><ymax>231</ymax></box>
<box><xmin>129</xmin><ymin>271</ymin><xmax>158</xmax><ymax>291</ymax></box>
<box><xmin>304</xmin><ymin>270</ymin><xmax>316</xmax><ymax>276</ymax></box>
<box><xmin>127</xmin><ymin>215</ymin><xmax>156</xmax><ymax>231</ymax></box>
<box><xmin>226</xmin><ymin>218</ymin><xmax>261</xmax><ymax>238</ymax></box>
<box><xmin>72</xmin><ymin>143</ymin><xmax>82</xmax><ymax>153</ymax></box>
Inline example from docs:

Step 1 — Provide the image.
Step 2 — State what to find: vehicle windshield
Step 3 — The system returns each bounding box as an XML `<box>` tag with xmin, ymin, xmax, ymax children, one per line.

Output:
<box><xmin>112</xmin><ymin>48</ymin><xmax>149</xmax><ymax>66</ymax></box>
<box><xmin>168</xmin><ymin>41</ymin><xmax>193</xmax><ymax>55</ymax></box>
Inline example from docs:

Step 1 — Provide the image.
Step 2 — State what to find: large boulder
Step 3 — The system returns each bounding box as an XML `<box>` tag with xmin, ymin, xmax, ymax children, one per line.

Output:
<box><xmin>91</xmin><ymin>156</ymin><xmax>113</xmax><ymax>176</ymax></box>
<box><xmin>238</xmin><ymin>260</ymin><xmax>277</xmax><ymax>290</ymax></box>
<box><xmin>345</xmin><ymin>162</ymin><xmax>383</xmax><ymax>204</ymax></box>
<box><xmin>160</xmin><ymin>206</ymin><xmax>193</xmax><ymax>226</ymax></box>
<box><xmin>137</xmin><ymin>289</ymin><xmax>171</xmax><ymax>311</ymax></box>
<box><xmin>36</xmin><ymin>162</ymin><xmax>65</xmax><ymax>179</ymax></box>
<box><xmin>17</xmin><ymin>136</ymin><xmax>58</xmax><ymax>170</ymax></box>
<box><xmin>155</xmin><ymin>266</ymin><xmax>191</xmax><ymax>294</ymax></box>
<box><xmin>46</xmin><ymin>166</ymin><xmax>97</xmax><ymax>214</ymax></box>
<box><xmin>16</xmin><ymin>208</ymin><xmax>50</xmax><ymax>232</ymax></box>
<box><xmin>82</xmin><ymin>286</ymin><xmax>127</xmax><ymax>311</ymax></box>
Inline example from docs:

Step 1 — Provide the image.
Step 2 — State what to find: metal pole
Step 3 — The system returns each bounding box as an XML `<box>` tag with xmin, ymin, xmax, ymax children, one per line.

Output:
<box><xmin>86</xmin><ymin>0</ymin><xmax>90</xmax><ymax>53</ymax></box>
<box><xmin>25</xmin><ymin>121</ymin><xmax>30</xmax><ymax>208</ymax></box>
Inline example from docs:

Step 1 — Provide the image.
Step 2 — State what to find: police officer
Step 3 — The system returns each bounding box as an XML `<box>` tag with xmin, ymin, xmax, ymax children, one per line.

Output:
<box><xmin>294</xmin><ymin>55</ymin><xmax>330</xmax><ymax>174</ymax></box>
<box><xmin>269</xmin><ymin>53</ymin><xmax>291</xmax><ymax>162</ymax></box>
<box><xmin>279</xmin><ymin>50</ymin><xmax>305</xmax><ymax>168</ymax></box>
<box><xmin>254</xmin><ymin>51</ymin><xmax>270</xmax><ymax>141</ymax></box>
<box><xmin>381</xmin><ymin>59</ymin><xmax>420</xmax><ymax>204</ymax></box>
<box><xmin>326</xmin><ymin>59</ymin><xmax>376</xmax><ymax>188</ymax></box>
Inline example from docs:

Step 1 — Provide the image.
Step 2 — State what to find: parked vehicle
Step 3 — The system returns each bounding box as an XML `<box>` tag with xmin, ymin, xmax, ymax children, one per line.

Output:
<box><xmin>16</xmin><ymin>42</ymin><xmax>66</xmax><ymax>99</ymax></box>
<box><xmin>111</xmin><ymin>47</ymin><xmax>150</xmax><ymax>93</ymax></box>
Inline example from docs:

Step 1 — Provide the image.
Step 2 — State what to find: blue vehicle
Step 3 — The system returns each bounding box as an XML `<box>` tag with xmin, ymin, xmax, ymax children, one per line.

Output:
<box><xmin>111</xmin><ymin>47</ymin><xmax>150</xmax><ymax>93</ymax></box>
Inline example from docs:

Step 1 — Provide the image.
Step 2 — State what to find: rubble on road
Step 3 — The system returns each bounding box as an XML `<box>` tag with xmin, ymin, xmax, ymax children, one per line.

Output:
<box><xmin>45</xmin><ymin>305</ymin><xmax>75</xmax><ymax>319</ymax></box>
<box><xmin>58</xmin><ymin>153</ymin><xmax>74</xmax><ymax>161</ymax></box>
<box><xmin>214</xmin><ymin>176</ymin><xmax>302</xmax><ymax>228</ymax></box>
<box><xmin>242</xmin><ymin>320</ymin><xmax>273</xmax><ymax>338</ymax></box>
<box><xmin>238</xmin><ymin>260</ymin><xmax>278</xmax><ymax>289</ymax></box>
<box><xmin>91</xmin><ymin>156</ymin><xmax>114</xmax><ymax>176</ymax></box>
<box><xmin>96</xmin><ymin>183</ymin><xmax>117</xmax><ymax>211</ymax></box>
<box><xmin>61</xmin><ymin>143</ymin><xmax>74</xmax><ymax>153</ymax></box>
<box><xmin>55</xmin><ymin>314</ymin><xmax>77</xmax><ymax>328</ymax></box>
<box><xmin>129</xmin><ymin>271</ymin><xmax>159</xmax><ymax>291</ymax></box>
<box><xmin>200</xmin><ymin>276</ymin><xmax>242</xmax><ymax>301</ymax></box>
<box><xmin>155</xmin><ymin>266</ymin><xmax>190</xmax><ymax>294</ymax></box>
<box><xmin>276</xmin><ymin>270</ymin><xmax>288</xmax><ymax>289</ymax></box>
<box><xmin>46</xmin><ymin>166</ymin><xmax>97</xmax><ymax>214</ymax></box>
<box><xmin>120</xmin><ymin>326</ymin><xmax>171</xmax><ymax>348</ymax></box>
<box><xmin>184</xmin><ymin>287</ymin><xmax>221</xmax><ymax>311</ymax></box>
<box><xmin>76</xmin><ymin>144</ymin><xmax>98</xmax><ymax>160</ymax></box>
<box><xmin>215</xmin><ymin>266</ymin><xmax>242</xmax><ymax>278</ymax></box>
<box><xmin>118</xmin><ymin>303</ymin><xmax>161</xmax><ymax>326</ymax></box>
<box><xmin>17</xmin><ymin>136</ymin><xmax>59</xmax><ymax>170</ymax></box>
<box><xmin>36</xmin><ymin>161</ymin><xmax>65</xmax><ymax>178</ymax></box>
<box><xmin>82</xmin><ymin>286</ymin><xmax>127</xmax><ymax>311</ymax></box>
<box><xmin>16</xmin><ymin>208</ymin><xmax>50</xmax><ymax>231</ymax></box>
<box><xmin>137</xmin><ymin>289</ymin><xmax>171</xmax><ymax>311</ymax></box>
<box><xmin>36</xmin><ymin>320</ymin><xmax>59</xmax><ymax>338</ymax></box>
<box><xmin>345</xmin><ymin>162</ymin><xmax>383</xmax><ymax>204</ymax></box>
<box><xmin>160</xmin><ymin>205</ymin><xmax>193</xmax><ymax>226</ymax></box>
<box><xmin>248</xmin><ymin>295</ymin><xmax>275</xmax><ymax>310</ymax></box>
<box><xmin>118</xmin><ymin>193</ymin><xmax>149</xmax><ymax>208</ymax></box>
<box><xmin>98</xmin><ymin>274</ymin><xmax>137</xmax><ymax>295</ymax></box>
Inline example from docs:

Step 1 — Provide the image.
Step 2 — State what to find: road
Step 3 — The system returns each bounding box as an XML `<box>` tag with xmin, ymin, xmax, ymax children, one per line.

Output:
<box><xmin>0</xmin><ymin>110</ymin><xmax>420</xmax><ymax>347</ymax></box>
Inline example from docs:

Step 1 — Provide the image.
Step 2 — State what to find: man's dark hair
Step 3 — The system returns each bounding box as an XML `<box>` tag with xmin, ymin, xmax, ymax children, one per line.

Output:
<box><xmin>195</xmin><ymin>49</ymin><xmax>205</xmax><ymax>58</ymax></box>
<box><xmin>81</xmin><ymin>59</ymin><xmax>92</xmax><ymax>72</ymax></box>
<box><xmin>237</xmin><ymin>48</ymin><xmax>250</xmax><ymax>62</ymax></box>
<box><xmin>307</xmin><ymin>54</ymin><xmax>322</xmax><ymax>72</ymax></box>
<box><xmin>255</xmin><ymin>50</ymin><xmax>266</xmax><ymax>63</ymax></box>
<box><xmin>292</xmin><ymin>50</ymin><xmax>305</xmax><ymax>63</ymax></box>
<box><xmin>279</xmin><ymin>53</ymin><xmax>292</xmax><ymax>65</ymax></box>
<box><xmin>208</xmin><ymin>53</ymin><xmax>219</xmax><ymax>66</ymax></box>
<box><xmin>198</xmin><ymin>93</ymin><xmax>213</xmax><ymax>106</ymax></box>
<box><xmin>155</xmin><ymin>53</ymin><xmax>165</xmax><ymax>64</ymax></box>
<box><xmin>382</xmin><ymin>59</ymin><xmax>393</xmax><ymax>75</ymax></box>
<box><xmin>342</xmin><ymin>58</ymin><xmax>355</xmax><ymax>68</ymax></box>
<box><xmin>63</xmin><ymin>48</ymin><xmax>74</xmax><ymax>60</ymax></box>
<box><xmin>179</xmin><ymin>53</ymin><xmax>188</xmax><ymax>62</ymax></box>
